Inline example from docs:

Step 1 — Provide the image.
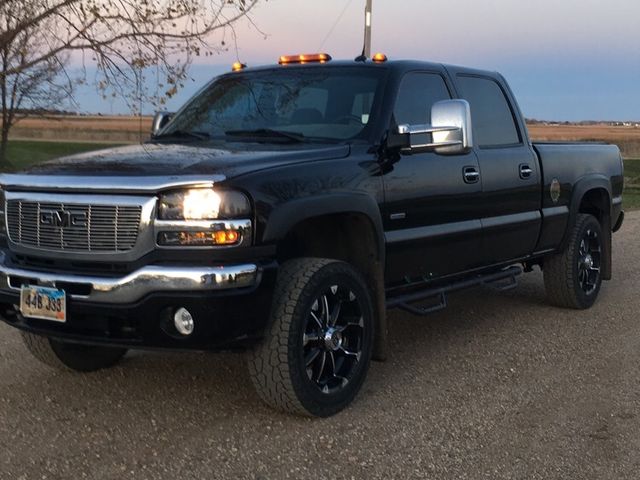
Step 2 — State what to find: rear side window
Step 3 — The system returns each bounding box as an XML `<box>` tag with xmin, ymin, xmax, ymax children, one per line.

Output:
<box><xmin>394</xmin><ymin>73</ymin><xmax>451</xmax><ymax>125</ymax></box>
<box><xmin>456</xmin><ymin>76</ymin><xmax>520</xmax><ymax>147</ymax></box>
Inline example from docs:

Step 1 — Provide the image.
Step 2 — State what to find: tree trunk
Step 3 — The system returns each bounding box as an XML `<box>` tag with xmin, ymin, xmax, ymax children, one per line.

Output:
<box><xmin>0</xmin><ymin>126</ymin><xmax>8</xmax><ymax>167</ymax></box>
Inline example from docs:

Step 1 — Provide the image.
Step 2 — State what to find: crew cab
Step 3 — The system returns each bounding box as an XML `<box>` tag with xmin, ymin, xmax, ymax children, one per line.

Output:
<box><xmin>0</xmin><ymin>53</ymin><xmax>624</xmax><ymax>417</ymax></box>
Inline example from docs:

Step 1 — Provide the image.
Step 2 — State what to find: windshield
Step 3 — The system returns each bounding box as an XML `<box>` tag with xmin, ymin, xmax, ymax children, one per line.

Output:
<box><xmin>159</xmin><ymin>66</ymin><xmax>387</xmax><ymax>143</ymax></box>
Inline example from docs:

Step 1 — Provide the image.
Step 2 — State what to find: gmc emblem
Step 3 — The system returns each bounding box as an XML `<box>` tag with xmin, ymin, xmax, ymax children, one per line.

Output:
<box><xmin>40</xmin><ymin>209</ymin><xmax>87</xmax><ymax>228</ymax></box>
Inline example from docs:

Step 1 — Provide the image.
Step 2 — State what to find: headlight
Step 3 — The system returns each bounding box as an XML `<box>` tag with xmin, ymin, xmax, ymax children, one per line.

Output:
<box><xmin>156</xmin><ymin>188</ymin><xmax>252</xmax><ymax>247</ymax></box>
<box><xmin>158</xmin><ymin>188</ymin><xmax>251</xmax><ymax>220</ymax></box>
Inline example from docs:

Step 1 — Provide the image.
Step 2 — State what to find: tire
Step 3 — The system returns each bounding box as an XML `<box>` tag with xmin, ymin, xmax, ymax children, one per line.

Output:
<box><xmin>248</xmin><ymin>258</ymin><xmax>375</xmax><ymax>417</ymax></box>
<box><xmin>21</xmin><ymin>332</ymin><xmax>127</xmax><ymax>372</ymax></box>
<box><xmin>543</xmin><ymin>213</ymin><xmax>604</xmax><ymax>309</ymax></box>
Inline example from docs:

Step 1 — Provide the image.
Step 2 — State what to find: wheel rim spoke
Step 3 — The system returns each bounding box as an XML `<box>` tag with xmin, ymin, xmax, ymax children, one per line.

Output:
<box><xmin>327</xmin><ymin>351</ymin><xmax>337</xmax><ymax>376</ymax></box>
<box><xmin>334</xmin><ymin>374</ymin><xmax>349</xmax><ymax>388</ymax></box>
<box><xmin>339</xmin><ymin>347</ymin><xmax>361</xmax><ymax>362</ymax></box>
<box><xmin>321</xmin><ymin>294</ymin><xmax>330</xmax><ymax>327</ymax></box>
<box><xmin>577</xmin><ymin>227</ymin><xmax>601</xmax><ymax>294</ymax></box>
<box><xmin>303</xmin><ymin>283</ymin><xmax>365</xmax><ymax>395</ymax></box>
<box><xmin>305</xmin><ymin>348</ymin><xmax>321</xmax><ymax>367</ymax></box>
<box><xmin>310</xmin><ymin>311</ymin><xmax>323</xmax><ymax>330</ymax></box>
<box><xmin>315</xmin><ymin>351</ymin><xmax>327</xmax><ymax>382</ymax></box>
<box><xmin>336</xmin><ymin>316</ymin><xmax>364</xmax><ymax>333</ymax></box>
<box><xmin>329</xmin><ymin>299</ymin><xmax>342</xmax><ymax>327</ymax></box>
<box><xmin>304</xmin><ymin>332</ymin><xmax>320</xmax><ymax>346</ymax></box>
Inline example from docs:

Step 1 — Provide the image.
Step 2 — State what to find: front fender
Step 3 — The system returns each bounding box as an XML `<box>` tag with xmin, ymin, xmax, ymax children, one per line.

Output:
<box><xmin>262</xmin><ymin>192</ymin><xmax>385</xmax><ymax>264</ymax></box>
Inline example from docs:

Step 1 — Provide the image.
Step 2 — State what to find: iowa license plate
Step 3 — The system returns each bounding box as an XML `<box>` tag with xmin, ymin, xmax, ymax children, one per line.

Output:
<box><xmin>20</xmin><ymin>286</ymin><xmax>67</xmax><ymax>323</ymax></box>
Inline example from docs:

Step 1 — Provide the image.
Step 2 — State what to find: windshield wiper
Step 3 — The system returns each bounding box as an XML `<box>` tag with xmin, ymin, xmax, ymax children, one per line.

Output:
<box><xmin>225</xmin><ymin>128</ymin><xmax>307</xmax><ymax>143</ymax></box>
<box><xmin>154</xmin><ymin>130</ymin><xmax>210</xmax><ymax>141</ymax></box>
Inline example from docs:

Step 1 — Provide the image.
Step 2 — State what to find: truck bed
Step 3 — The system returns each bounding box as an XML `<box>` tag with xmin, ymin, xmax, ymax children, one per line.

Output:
<box><xmin>533</xmin><ymin>142</ymin><xmax>624</xmax><ymax>206</ymax></box>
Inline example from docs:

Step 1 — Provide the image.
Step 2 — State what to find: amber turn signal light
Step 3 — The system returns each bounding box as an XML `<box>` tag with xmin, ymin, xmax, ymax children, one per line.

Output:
<box><xmin>158</xmin><ymin>229</ymin><xmax>242</xmax><ymax>247</ymax></box>
<box><xmin>214</xmin><ymin>229</ymin><xmax>239</xmax><ymax>244</ymax></box>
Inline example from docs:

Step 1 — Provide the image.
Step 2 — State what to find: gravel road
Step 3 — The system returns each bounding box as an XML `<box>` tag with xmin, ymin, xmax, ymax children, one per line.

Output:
<box><xmin>1</xmin><ymin>212</ymin><xmax>639</xmax><ymax>480</ymax></box>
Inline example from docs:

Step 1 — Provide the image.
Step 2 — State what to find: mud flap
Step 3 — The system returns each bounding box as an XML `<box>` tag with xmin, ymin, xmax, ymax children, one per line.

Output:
<box><xmin>369</xmin><ymin>261</ymin><xmax>387</xmax><ymax>362</ymax></box>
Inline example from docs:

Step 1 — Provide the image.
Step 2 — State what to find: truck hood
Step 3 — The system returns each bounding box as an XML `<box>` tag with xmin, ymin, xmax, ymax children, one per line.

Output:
<box><xmin>20</xmin><ymin>142</ymin><xmax>351</xmax><ymax>178</ymax></box>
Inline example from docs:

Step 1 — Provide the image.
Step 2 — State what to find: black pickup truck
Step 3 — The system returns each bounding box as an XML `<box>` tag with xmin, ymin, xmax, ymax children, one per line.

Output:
<box><xmin>0</xmin><ymin>54</ymin><xmax>624</xmax><ymax>417</ymax></box>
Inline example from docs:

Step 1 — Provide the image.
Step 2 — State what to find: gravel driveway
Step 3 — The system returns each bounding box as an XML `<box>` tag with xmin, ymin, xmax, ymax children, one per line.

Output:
<box><xmin>1</xmin><ymin>212</ymin><xmax>638</xmax><ymax>480</ymax></box>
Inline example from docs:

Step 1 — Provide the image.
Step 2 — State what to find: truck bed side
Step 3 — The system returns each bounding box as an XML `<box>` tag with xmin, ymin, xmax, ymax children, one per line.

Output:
<box><xmin>532</xmin><ymin>142</ymin><xmax>624</xmax><ymax>253</ymax></box>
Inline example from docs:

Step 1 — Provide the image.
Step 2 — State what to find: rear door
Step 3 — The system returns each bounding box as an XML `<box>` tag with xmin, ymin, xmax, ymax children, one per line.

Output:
<box><xmin>453</xmin><ymin>73</ymin><xmax>542</xmax><ymax>264</ymax></box>
<box><xmin>382</xmin><ymin>71</ymin><xmax>484</xmax><ymax>285</ymax></box>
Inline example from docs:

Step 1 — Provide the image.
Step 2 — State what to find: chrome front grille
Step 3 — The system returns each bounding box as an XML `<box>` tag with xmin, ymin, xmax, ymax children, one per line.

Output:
<box><xmin>7</xmin><ymin>200</ymin><xmax>142</xmax><ymax>252</ymax></box>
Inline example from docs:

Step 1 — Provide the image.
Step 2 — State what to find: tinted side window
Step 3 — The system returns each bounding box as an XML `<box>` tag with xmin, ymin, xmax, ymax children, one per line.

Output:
<box><xmin>394</xmin><ymin>73</ymin><xmax>451</xmax><ymax>125</ymax></box>
<box><xmin>456</xmin><ymin>76</ymin><xmax>520</xmax><ymax>147</ymax></box>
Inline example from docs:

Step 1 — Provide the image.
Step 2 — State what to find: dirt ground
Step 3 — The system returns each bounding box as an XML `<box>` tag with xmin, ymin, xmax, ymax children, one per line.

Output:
<box><xmin>1</xmin><ymin>212</ymin><xmax>639</xmax><ymax>479</ymax></box>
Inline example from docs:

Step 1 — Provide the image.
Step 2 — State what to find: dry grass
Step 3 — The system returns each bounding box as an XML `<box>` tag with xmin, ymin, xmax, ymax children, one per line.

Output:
<box><xmin>528</xmin><ymin>124</ymin><xmax>640</xmax><ymax>158</ymax></box>
<box><xmin>10</xmin><ymin>115</ymin><xmax>153</xmax><ymax>143</ymax></box>
<box><xmin>16</xmin><ymin>115</ymin><xmax>153</xmax><ymax>132</ymax></box>
<box><xmin>528</xmin><ymin>124</ymin><xmax>640</xmax><ymax>141</ymax></box>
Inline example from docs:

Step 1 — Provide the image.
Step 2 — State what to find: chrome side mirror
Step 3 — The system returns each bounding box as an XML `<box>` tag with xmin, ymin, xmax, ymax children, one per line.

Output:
<box><xmin>396</xmin><ymin>99</ymin><xmax>473</xmax><ymax>154</ymax></box>
<box><xmin>151</xmin><ymin>111</ymin><xmax>174</xmax><ymax>137</ymax></box>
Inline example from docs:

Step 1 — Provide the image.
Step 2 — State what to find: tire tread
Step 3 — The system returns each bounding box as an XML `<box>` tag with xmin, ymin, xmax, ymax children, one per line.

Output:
<box><xmin>248</xmin><ymin>257</ymin><xmax>375</xmax><ymax>416</ymax></box>
<box><xmin>248</xmin><ymin>258</ymin><xmax>335</xmax><ymax>415</ymax></box>
<box><xmin>20</xmin><ymin>332</ymin><xmax>71</xmax><ymax>371</ymax></box>
<box><xmin>544</xmin><ymin>213</ymin><xmax>601</xmax><ymax>309</ymax></box>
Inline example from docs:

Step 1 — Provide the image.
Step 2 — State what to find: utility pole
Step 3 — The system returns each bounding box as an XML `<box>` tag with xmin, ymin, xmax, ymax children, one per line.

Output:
<box><xmin>363</xmin><ymin>0</ymin><xmax>372</xmax><ymax>57</ymax></box>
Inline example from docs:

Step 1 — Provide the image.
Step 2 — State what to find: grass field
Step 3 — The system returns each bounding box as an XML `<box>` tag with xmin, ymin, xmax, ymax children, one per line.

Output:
<box><xmin>3</xmin><ymin>140</ymin><xmax>122</xmax><ymax>171</ymax></box>
<box><xmin>623</xmin><ymin>158</ymin><xmax>640</xmax><ymax>210</ymax></box>
<box><xmin>11</xmin><ymin>115</ymin><xmax>151</xmax><ymax>144</ymax></box>
<box><xmin>529</xmin><ymin>124</ymin><xmax>640</xmax><ymax>159</ymax></box>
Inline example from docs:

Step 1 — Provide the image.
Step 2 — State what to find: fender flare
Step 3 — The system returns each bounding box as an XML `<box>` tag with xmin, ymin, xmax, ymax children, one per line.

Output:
<box><xmin>563</xmin><ymin>174</ymin><xmax>613</xmax><ymax>279</ymax></box>
<box><xmin>262</xmin><ymin>193</ymin><xmax>386</xmax><ymax>265</ymax></box>
<box><xmin>262</xmin><ymin>193</ymin><xmax>389</xmax><ymax>361</ymax></box>
<box><xmin>564</xmin><ymin>175</ymin><xmax>612</xmax><ymax>242</ymax></box>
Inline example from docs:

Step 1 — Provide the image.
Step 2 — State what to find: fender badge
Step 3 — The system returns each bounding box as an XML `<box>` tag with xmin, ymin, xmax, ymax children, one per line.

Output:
<box><xmin>550</xmin><ymin>178</ymin><xmax>561</xmax><ymax>203</ymax></box>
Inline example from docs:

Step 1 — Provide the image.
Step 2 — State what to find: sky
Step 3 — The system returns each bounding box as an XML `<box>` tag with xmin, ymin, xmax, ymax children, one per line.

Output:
<box><xmin>73</xmin><ymin>0</ymin><xmax>640</xmax><ymax>121</ymax></box>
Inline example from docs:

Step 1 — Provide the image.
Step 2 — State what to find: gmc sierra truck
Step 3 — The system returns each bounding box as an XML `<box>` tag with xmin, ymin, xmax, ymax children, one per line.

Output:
<box><xmin>0</xmin><ymin>54</ymin><xmax>624</xmax><ymax>417</ymax></box>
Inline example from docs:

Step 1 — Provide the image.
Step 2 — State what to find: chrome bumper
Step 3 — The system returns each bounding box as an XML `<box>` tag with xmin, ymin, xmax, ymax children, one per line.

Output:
<box><xmin>0</xmin><ymin>253</ymin><xmax>259</xmax><ymax>304</ymax></box>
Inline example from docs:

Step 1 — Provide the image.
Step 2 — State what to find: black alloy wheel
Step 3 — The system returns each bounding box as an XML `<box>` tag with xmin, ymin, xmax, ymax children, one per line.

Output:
<box><xmin>577</xmin><ymin>227</ymin><xmax>601</xmax><ymax>295</ymax></box>
<box><xmin>303</xmin><ymin>283</ymin><xmax>365</xmax><ymax>395</ymax></box>
<box><xmin>248</xmin><ymin>258</ymin><xmax>374</xmax><ymax>417</ymax></box>
<box><xmin>544</xmin><ymin>213</ymin><xmax>604</xmax><ymax>309</ymax></box>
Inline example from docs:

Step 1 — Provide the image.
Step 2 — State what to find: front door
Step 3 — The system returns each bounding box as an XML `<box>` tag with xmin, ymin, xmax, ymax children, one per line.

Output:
<box><xmin>382</xmin><ymin>71</ymin><xmax>484</xmax><ymax>286</ymax></box>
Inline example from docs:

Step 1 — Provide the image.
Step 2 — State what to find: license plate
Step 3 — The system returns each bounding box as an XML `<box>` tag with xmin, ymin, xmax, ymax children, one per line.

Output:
<box><xmin>20</xmin><ymin>286</ymin><xmax>67</xmax><ymax>323</ymax></box>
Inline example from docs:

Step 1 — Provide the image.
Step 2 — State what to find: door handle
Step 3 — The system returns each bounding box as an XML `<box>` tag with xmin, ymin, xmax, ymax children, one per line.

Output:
<box><xmin>463</xmin><ymin>166</ymin><xmax>480</xmax><ymax>184</ymax></box>
<box><xmin>519</xmin><ymin>164</ymin><xmax>533</xmax><ymax>179</ymax></box>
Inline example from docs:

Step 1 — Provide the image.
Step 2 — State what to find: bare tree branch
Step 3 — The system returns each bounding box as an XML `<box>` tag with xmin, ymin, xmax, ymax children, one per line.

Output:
<box><xmin>0</xmin><ymin>0</ymin><xmax>262</xmax><ymax>164</ymax></box>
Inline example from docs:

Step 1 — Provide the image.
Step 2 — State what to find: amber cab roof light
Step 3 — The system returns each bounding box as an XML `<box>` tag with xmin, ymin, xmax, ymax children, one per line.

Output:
<box><xmin>372</xmin><ymin>53</ymin><xmax>388</xmax><ymax>63</ymax></box>
<box><xmin>231</xmin><ymin>62</ymin><xmax>247</xmax><ymax>72</ymax></box>
<box><xmin>279</xmin><ymin>53</ymin><xmax>332</xmax><ymax>65</ymax></box>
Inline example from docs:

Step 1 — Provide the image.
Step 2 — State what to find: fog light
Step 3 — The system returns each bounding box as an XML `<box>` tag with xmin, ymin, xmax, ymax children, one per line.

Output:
<box><xmin>174</xmin><ymin>307</ymin><xmax>195</xmax><ymax>336</ymax></box>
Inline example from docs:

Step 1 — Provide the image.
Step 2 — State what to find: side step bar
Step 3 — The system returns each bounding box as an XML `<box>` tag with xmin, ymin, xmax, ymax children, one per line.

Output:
<box><xmin>386</xmin><ymin>266</ymin><xmax>522</xmax><ymax>316</ymax></box>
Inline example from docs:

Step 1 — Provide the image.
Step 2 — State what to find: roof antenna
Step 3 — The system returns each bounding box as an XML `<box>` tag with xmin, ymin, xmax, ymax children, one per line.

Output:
<box><xmin>355</xmin><ymin>0</ymin><xmax>372</xmax><ymax>62</ymax></box>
